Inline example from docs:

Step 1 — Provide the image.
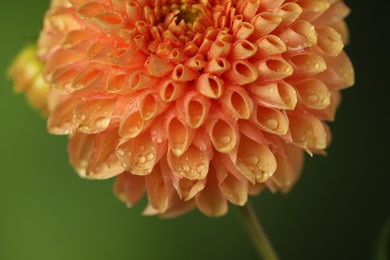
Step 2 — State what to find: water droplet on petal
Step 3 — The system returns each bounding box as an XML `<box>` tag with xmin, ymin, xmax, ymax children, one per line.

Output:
<box><xmin>116</xmin><ymin>149</ymin><xmax>124</xmax><ymax>156</ymax></box>
<box><xmin>266</xmin><ymin>118</ymin><xmax>279</xmax><ymax>130</ymax></box>
<box><xmin>196</xmin><ymin>163</ymin><xmax>206</xmax><ymax>173</ymax></box>
<box><xmin>183</xmin><ymin>165</ymin><xmax>190</xmax><ymax>172</ymax></box>
<box><xmin>138</xmin><ymin>156</ymin><xmax>146</xmax><ymax>164</ymax></box>
<box><xmin>95</xmin><ymin>117</ymin><xmax>110</xmax><ymax>129</ymax></box>
<box><xmin>249</xmin><ymin>155</ymin><xmax>259</xmax><ymax>165</ymax></box>
<box><xmin>146</xmin><ymin>153</ymin><xmax>154</xmax><ymax>161</ymax></box>
<box><xmin>139</xmin><ymin>145</ymin><xmax>145</xmax><ymax>151</ymax></box>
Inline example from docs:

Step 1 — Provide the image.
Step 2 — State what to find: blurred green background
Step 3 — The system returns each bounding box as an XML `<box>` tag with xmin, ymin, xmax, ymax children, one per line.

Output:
<box><xmin>1</xmin><ymin>1</ymin><xmax>389</xmax><ymax>259</ymax></box>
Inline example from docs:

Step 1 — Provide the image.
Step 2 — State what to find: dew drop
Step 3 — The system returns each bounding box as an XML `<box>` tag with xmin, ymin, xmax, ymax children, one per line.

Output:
<box><xmin>138</xmin><ymin>145</ymin><xmax>145</xmax><ymax>151</ymax></box>
<box><xmin>307</xmin><ymin>94</ymin><xmax>319</xmax><ymax>104</ymax></box>
<box><xmin>78</xmin><ymin>114</ymin><xmax>86</xmax><ymax>121</ymax></box>
<box><xmin>95</xmin><ymin>117</ymin><xmax>110</xmax><ymax>129</ymax></box>
<box><xmin>116</xmin><ymin>149</ymin><xmax>124</xmax><ymax>156</ymax></box>
<box><xmin>156</xmin><ymin>138</ymin><xmax>162</xmax><ymax>143</ymax></box>
<box><xmin>121</xmin><ymin>162</ymin><xmax>128</xmax><ymax>168</ymax></box>
<box><xmin>266</xmin><ymin>118</ymin><xmax>279</xmax><ymax>130</ymax></box>
<box><xmin>138</xmin><ymin>155</ymin><xmax>146</xmax><ymax>164</ymax></box>
<box><xmin>146</xmin><ymin>153</ymin><xmax>155</xmax><ymax>161</ymax></box>
<box><xmin>183</xmin><ymin>165</ymin><xmax>190</xmax><ymax>172</ymax></box>
<box><xmin>196</xmin><ymin>163</ymin><xmax>206</xmax><ymax>173</ymax></box>
<box><xmin>221</xmin><ymin>135</ymin><xmax>232</xmax><ymax>145</ymax></box>
<box><xmin>249</xmin><ymin>155</ymin><xmax>259</xmax><ymax>165</ymax></box>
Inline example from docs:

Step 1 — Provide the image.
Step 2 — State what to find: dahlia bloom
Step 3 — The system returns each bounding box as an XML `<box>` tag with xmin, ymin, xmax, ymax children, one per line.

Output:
<box><xmin>10</xmin><ymin>0</ymin><xmax>353</xmax><ymax>217</ymax></box>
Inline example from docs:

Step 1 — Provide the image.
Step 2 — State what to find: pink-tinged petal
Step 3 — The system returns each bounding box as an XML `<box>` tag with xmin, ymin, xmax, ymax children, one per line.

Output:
<box><xmin>248</xmin><ymin>81</ymin><xmax>297</xmax><ymax>110</ymax></box>
<box><xmin>125</xmin><ymin>1</ymin><xmax>142</xmax><ymax>24</ymax></box>
<box><xmin>109</xmin><ymin>48</ymin><xmax>146</xmax><ymax>69</ymax></box>
<box><xmin>77</xmin><ymin>2</ymin><xmax>104</xmax><ymax>18</ymax></box>
<box><xmin>175</xmin><ymin>177</ymin><xmax>206</xmax><ymax>201</ymax></box>
<box><xmin>71</xmin><ymin>66</ymin><xmax>104</xmax><ymax>91</ymax></box>
<box><xmin>167</xmin><ymin>146</ymin><xmax>210</xmax><ymax>180</ymax></box>
<box><xmin>176</xmin><ymin>91</ymin><xmax>211</xmax><ymax>129</ymax></box>
<box><xmin>195</xmin><ymin>73</ymin><xmax>224</xmax><ymax>99</ymax></box>
<box><xmin>185</xmin><ymin>54</ymin><xmax>206</xmax><ymax>70</ymax></box>
<box><xmin>251</xmin><ymin>105</ymin><xmax>289</xmax><ymax>135</ymax></box>
<box><xmin>317</xmin><ymin>51</ymin><xmax>354</xmax><ymax>90</ymax></box>
<box><xmin>145</xmin><ymin>165</ymin><xmax>169</xmax><ymax>213</ymax></box>
<box><xmin>127</xmin><ymin>71</ymin><xmax>159</xmax><ymax>92</ymax></box>
<box><xmin>225</xmin><ymin>60</ymin><xmax>259</xmax><ymax>85</ymax></box>
<box><xmin>239</xmin><ymin>0</ymin><xmax>261</xmax><ymax>20</ymax></box>
<box><xmin>287</xmin><ymin>53</ymin><xmax>327</xmax><ymax>76</ymax></box>
<box><xmin>68</xmin><ymin>132</ymin><xmax>94</xmax><ymax>177</ymax></box>
<box><xmin>51</xmin><ymin>66</ymin><xmax>81</xmax><ymax>94</ymax></box>
<box><xmin>117</xmin><ymin>131</ymin><xmax>163</xmax><ymax>176</ymax></box>
<box><xmin>47</xmin><ymin>97</ymin><xmax>78</xmax><ymax>135</ymax></box>
<box><xmin>171</xmin><ymin>64</ymin><xmax>198</xmax><ymax>82</ymax></box>
<box><xmin>288</xmin><ymin>114</ymin><xmax>327</xmax><ymax>151</ymax></box>
<box><xmin>235</xmin><ymin>134</ymin><xmax>277</xmax><ymax>184</ymax></box>
<box><xmin>86</xmin><ymin>128</ymin><xmax>123</xmax><ymax>179</ymax></box>
<box><xmin>254</xmin><ymin>35</ymin><xmax>287</xmax><ymax>59</ymax></box>
<box><xmin>148</xmin><ymin>55</ymin><xmax>175</xmax><ymax>77</ymax></box>
<box><xmin>213</xmin><ymin>155</ymin><xmax>249</xmax><ymax>206</ymax></box>
<box><xmin>74</xmin><ymin>97</ymin><xmax>117</xmax><ymax>134</ymax></box>
<box><xmin>313</xmin><ymin>26</ymin><xmax>344</xmax><ymax>57</ymax></box>
<box><xmin>159</xmin><ymin>78</ymin><xmax>186</xmax><ymax>102</ymax></box>
<box><xmin>44</xmin><ymin>49</ymin><xmax>80</xmax><ymax>80</ymax></box>
<box><xmin>157</xmin><ymin>192</ymin><xmax>196</xmax><ymax>218</ymax></box>
<box><xmin>294</xmin><ymin>78</ymin><xmax>331</xmax><ymax>109</ymax></box>
<box><xmin>114</xmin><ymin>172</ymin><xmax>145</xmax><ymax>207</ymax></box>
<box><xmin>196</xmin><ymin>168</ymin><xmax>228</xmax><ymax>217</ymax></box>
<box><xmin>138</xmin><ymin>91</ymin><xmax>167</xmax><ymax>121</ymax></box>
<box><xmin>279</xmin><ymin>20</ymin><xmax>318</xmax><ymax>50</ymax></box>
<box><xmin>219</xmin><ymin>84</ymin><xmax>254</xmax><ymax>119</ymax></box>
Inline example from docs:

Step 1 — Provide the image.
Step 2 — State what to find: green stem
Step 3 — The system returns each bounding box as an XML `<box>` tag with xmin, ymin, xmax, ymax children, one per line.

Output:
<box><xmin>238</xmin><ymin>201</ymin><xmax>279</xmax><ymax>260</ymax></box>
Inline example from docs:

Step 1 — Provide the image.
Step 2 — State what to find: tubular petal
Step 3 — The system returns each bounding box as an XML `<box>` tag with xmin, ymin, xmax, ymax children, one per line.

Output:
<box><xmin>288</xmin><ymin>114</ymin><xmax>327</xmax><ymax>151</ymax></box>
<box><xmin>225</xmin><ymin>60</ymin><xmax>259</xmax><ymax>85</ymax></box>
<box><xmin>275</xmin><ymin>3</ymin><xmax>303</xmax><ymax>32</ymax></box>
<box><xmin>251</xmin><ymin>13</ymin><xmax>283</xmax><ymax>39</ymax></box>
<box><xmin>176</xmin><ymin>91</ymin><xmax>211</xmax><ymax>129</ymax></box>
<box><xmin>195</xmin><ymin>73</ymin><xmax>224</xmax><ymax>99</ymax></box>
<box><xmin>219</xmin><ymin>84</ymin><xmax>254</xmax><ymax>119</ymax></box>
<box><xmin>256</xmin><ymin>58</ymin><xmax>293</xmax><ymax>81</ymax></box>
<box><xmin>314</xmin><ymin>26</ymin><xmax>344</xmax><ymax>57</ymax></box>
<box><xmin>279</xmin><ymin>20</ymin><xmax>318</xmax><ymax>50</ymax></box>
<box><xmin>319</xmin><ymin>51</ymin><xmax>354</xmax><ymax>89</ymax></box>
<box><xmin>167</xmin><ymin>116</ymin><xmax>195</xmax><ymax>156</ymax></box>
<box><xmin>298</xmin><ymin>0</ymin><xmax>330</xmax><ymax>21</ymax></box>
<box><xmin>204</xmin><ymin>58</ymin><xmax>231</xmax><ymax>75</ymax></box>
<box><xmin>294</xmin><ymin>78</ymin><xmax>331</xmax><ymax>109</ymax></box>
<box><xmin>119</xmin><ymin>109</ymin><xmax>152</xmax><ymax>139</ymax></box>
<box><xmin>248</xmin><ymin>81</ymin><xmax>297</xmax><ymax>110</ymax></box>
<box><xmin>159</xmin><ymin>78</ymin><xmax>186</xmax><ymax>102</ymax></box>
<box><xmin>252</xmin><ymin>105</ymin><xmax>289</xmax><ymax>135</ymax></box>
<box><xmin>208</xmin><ymin>116</ymin><xmax>239</xmax><ymax>153</ymax></box>
<box><xmin>236</xmin><ymin>135</ymin><xmax>277</xmax><ymax>184</ymax></box>
<box><xmin>254</xmin><ymin>35</ymin><xmax>287</xmax><ymax>58</ymax></box>
<box><xmin>47</xmin><ymin>97</ymin><xmax>79</xmax><ymax>135</ymax></box>
<box><xmin>230</xmin><ymin>40</ymin><xmax>258</xmax><ymax>60</ymax></box>
<box><xmin>288</xmin><ymin>53</ymin><xmax>327</xmax><ymax>76</ymax></box>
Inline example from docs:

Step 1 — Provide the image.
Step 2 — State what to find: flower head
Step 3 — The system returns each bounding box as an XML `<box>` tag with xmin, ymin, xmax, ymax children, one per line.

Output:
<box><xmin>12</xmin><ymin>0</ymin><xmax>354</xmax><ymax>217</ymax></box>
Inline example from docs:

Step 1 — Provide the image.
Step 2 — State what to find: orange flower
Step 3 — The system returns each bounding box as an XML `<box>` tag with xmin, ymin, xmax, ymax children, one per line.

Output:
<box><xmin>11</xmin><ymin>0</ymin><xmax>354</xmax><ymax>217</ymax></box>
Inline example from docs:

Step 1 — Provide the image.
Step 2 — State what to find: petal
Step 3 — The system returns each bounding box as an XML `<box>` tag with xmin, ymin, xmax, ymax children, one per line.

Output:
<box><xmin>235</xmin><ymin>134</ymin><xmax>277</xmax><ymax>184</ymax></box>
<box><xmin>167</xmin><ymin>116</ymin><xmax>195</xmax><ymax>156</ymax></box>
<box><xmin>225</xmin><ymin>60</ymin><xmax>259</xmax><ymax>85</ymax></box>
<box><xmin>86</xmin><ymin>128</ymin><xmax>123</xmax><ymax>179</ymax></box>
<box><xmin>251</xmin><ymin>13</ymin><xmax>282</xmax><ymax>39</ymax></box>
<box><xmin>145</xmin><ymin>165</ymin><xmax>169</xmax><ymax>213</ymax></box>
<box><xmin>219</xmin><ymin>84</ymin><xmax>254</xmax><ymax>119</ymax></box>
<box><xmin>255</xmin><ymin>57</ymin><xmax>293</xmax><ymax>81</ymax></box>
<box><xmin>195</xmin><ymin>73</ymin><xmax>224</xmax><ymax>99</ymax></box>
<box><xmin>47</xmin><ymin>97</ymin><xmax>78</xmax><ymax>135</ymax></box>
<box><xmin>251</xmin><ymin>105</ymin><xmax>289</xmax><ymax>135</ymax></box>
<box><xmin>248</xmin><ymin>81</ymin><xmax>297</xmax><ymax>110</ymax></box>
<box><xmin>167</xmin><ymin>146</ymin><xmax>210</xmax><ymax>180</ymax></box>
<box><xmin>288</xmin><ymin>53</ymin><xmax>327</xmax><ymax>76</ymax></box>
<box><xmin>176</xmin><ymin>91</ymin><xmax>211</xmax><ymax>129</ymax></box>
<box><xmin>74</xmin><ymin>97</ymin><xmax>117</xmax><ymax>134</ymax></box>
<box><xmin>68</xmin><ymin>132</ymin><xmax>94</xmax><ymax>177</ymax></box>
<box><xmin>279</xmin><ymin>20</ymin><xmax>318</xmax><ymax>50</ymax></box>
<box><xmin>288</xmin><ymin>114</ymin><xmax>327</xmax><ymax>151</ymax></box>
<box><xmin>114</xmin><ymin>172</ymin><xmax>145</xmax><ymax>207</ymax></box>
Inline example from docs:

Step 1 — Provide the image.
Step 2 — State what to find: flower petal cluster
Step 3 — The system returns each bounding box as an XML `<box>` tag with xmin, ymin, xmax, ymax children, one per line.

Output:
<box><xmin>14</xmin><ymin>0</ymin><xmax>354</xmax><ymax>217</ymax></box>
